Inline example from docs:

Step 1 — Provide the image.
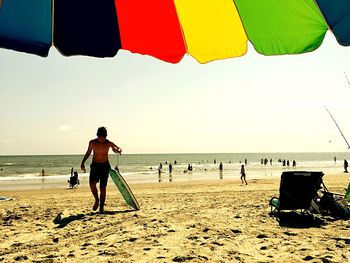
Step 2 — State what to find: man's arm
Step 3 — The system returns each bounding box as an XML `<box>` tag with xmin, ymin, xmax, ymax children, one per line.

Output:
<box><xmin>110</xmin><ymin>141</ymin><xmax>122</xmax><ymax>154</ymax></box>
<box><xmin>81</xmin><ymin>141</ymin><xmax>93</xmax><ymax>172</ymax></box>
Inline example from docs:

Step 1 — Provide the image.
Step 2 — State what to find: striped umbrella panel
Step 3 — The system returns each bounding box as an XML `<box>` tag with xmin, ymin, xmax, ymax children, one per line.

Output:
<box><xmin>315</xmin><ymin>0</ymin><xmax>350</xmax><ymax>46</ymax></box>
<box><xmin>0</xmin><ymin>0</ymin><xmax>52</xmax><ymax>57</ymax></box>
<box><xmin>115</xmin><ymin>0</ymin><xmax>186</xmax><ymax>63</ymax></box>
<box><xmin>174</xmin><ymin>0</ymin><xmax>247</xmax><ymax>64</ymax></box>
<box><xmin>54</xmin><ymin>0</ymin><xmax>121</xmax><ymax>57</ymax></box>
<box><xmin>234</xmin><ymin>0</ymin><xmax>328</xmax><ymax>55</ymax></box>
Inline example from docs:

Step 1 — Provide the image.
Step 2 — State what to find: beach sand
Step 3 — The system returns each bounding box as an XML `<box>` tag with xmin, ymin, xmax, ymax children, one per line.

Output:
<box><xmin>0</xmin><ymin>173</ymin><xmax>349</xmax><ymax>262</ymax></box>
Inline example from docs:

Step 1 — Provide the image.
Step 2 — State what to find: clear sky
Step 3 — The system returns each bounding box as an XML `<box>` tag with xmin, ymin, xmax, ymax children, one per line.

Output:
<box><xmin>1</xmin><ymin>32</ymin><xmax>350</xmax><ymax>155</ymax></box>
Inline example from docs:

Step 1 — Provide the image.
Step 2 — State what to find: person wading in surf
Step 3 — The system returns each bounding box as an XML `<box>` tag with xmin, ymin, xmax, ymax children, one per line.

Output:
<box><xmin>81</xmin><ymin>127</ymin><xmax>122</xmax><ymax>213</ymax></box>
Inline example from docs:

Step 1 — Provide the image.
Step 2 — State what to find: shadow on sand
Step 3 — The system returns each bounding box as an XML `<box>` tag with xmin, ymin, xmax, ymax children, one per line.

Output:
<box><xmin>273</xmin><ymin>212</ymin><xmax>325</xmax><ymax>228</ymax></box>
<box><xmin>53</xmin><ymin>209</ymin><xmax>136</xmax><ymax>228</ymax></box>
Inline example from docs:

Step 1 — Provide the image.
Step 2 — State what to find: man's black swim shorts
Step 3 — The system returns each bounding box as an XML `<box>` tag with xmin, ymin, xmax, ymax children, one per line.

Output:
<box><xmin>90</xmin><ymin>161</ymin><xmax>111</xmax><ymax>187</ymax></box>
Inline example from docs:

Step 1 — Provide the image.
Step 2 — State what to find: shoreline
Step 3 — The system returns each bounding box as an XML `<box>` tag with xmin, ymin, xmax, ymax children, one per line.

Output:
<box><xmin>0</xmin><ymin>165</ymin><xmax>344</xmax><ymax>191</ymax></box>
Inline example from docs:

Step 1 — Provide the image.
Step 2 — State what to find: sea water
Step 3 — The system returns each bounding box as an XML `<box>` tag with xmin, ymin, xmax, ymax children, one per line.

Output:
<box><xmin>0</xmin><ymin>152</ymin><xmax>349</xmax><ymax>190</ymax></box>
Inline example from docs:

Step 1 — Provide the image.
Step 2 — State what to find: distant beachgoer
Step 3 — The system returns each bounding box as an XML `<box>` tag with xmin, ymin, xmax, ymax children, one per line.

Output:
<box><xmin>41</xmin><ymin>169</ymin><xmax>45</xmax><ymax>177</ymax></box>
<box><xmin>159</xmin><ymin>163</ymin><xmax>163</xmax><ymax>170</ymax></box>
<box><xmin>244</xmin><ymin>159</ymin><xmax>247</xmax><ymax>165</ymax></box>
<box><xmin>344</xmin><ymin>159</ymin><xmax>348</xmax><ymax>173</ymax></box>
<box><xmin>169</xmin><ymin>163</ymin><xmax>173</xmax><ymax>174</ymax></box>
<box><xmin>292</xmin><ymin>160</ymin><xmax>296</xmax><ymax>167</ymax></box>
<box><xmin>287</xmin><ymin>160</ymin><xmax>290</xmax><ymax>167</ymax></box>
<box><xmin>158</xmin><ymin>167</ymin><xmax>162</xmax><ymax>182</ymax></box>
<box><xmin>240</xmin><ymin>165</ymin><xmax>247</xmax><ymax>185</ymax></box>
<box><xmin>187</xmin><ymin>164</ymin><xmax>193</xmax><ymax>171</ymax></box>
<box><xmin>214</xmin><ymin>159</ymin><xmax>216</xmax><ymax>164</ymax></box>
<box><xmin>219</xmin><ymin>162</ymin><xmax>223</xmax><ymax>171</ymax></box>
<box><xmin>270</xmin><ymin>158</ymin><xmax>272</xmax><ymax>165</ymax></box>
<box><xmin>174</xmin><ymin>160</ymin><xmax>177</xmax><ymax>165</ymax></box>
<box><xmin>334</xmin><ymin>156</ymin><xmax>337</xmax><ymax>163</ymax></box>
<box><xmin>81</xmin><ymin>126</ymin><xmax>122</xmax><ymax>214</ymax></box>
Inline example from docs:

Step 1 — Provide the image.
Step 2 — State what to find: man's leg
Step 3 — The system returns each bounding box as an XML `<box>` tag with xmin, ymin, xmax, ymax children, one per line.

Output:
<box><xmin>90</xmin><ymin>181</ymin><xmax>99</xmax><ymax>211</ymax></box>
<box><xmin>99</xmin><ymin>185</ymin><xmax>106</xmax><ymax>213</ymax></box>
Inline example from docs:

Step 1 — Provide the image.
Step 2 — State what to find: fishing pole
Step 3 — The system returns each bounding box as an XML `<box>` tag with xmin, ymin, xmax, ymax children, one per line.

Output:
<box><xmin>324</xmin><ymin>106</ymin><xmax>350</xmax><ymax>149</ymax></box>
<box><xmin>344</xmin><ymin>72</ymin><xmax>350</xmax><ymax>88</ymax></box>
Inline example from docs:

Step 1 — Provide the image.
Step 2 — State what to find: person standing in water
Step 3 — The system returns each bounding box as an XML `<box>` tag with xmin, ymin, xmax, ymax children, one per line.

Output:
<box><xmin>81</xmin><ymin>127</ymin><xmax>122</xmax><ymax>213</ymax></box>
<box><xmin>240</xmin><ymin>164</ymin><xmax>247</xmax><ymax>185</ymax></box>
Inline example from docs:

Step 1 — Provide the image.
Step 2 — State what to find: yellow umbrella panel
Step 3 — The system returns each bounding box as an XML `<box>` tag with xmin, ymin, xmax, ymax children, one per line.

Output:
<box><xmin>174</xmin><ymin>0</ymin><xmax>247</xmax><ymax>64</ymax></box>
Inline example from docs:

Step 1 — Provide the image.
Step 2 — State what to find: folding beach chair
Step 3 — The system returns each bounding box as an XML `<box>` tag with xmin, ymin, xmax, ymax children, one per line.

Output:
<box><xmin>270</xmin><ymin>171</ymin><xmax>324</xmax><ymax>214</ymax></box>
<box><xmin>68</xmin><ymin>171</ymin><xmax>80</xmax><ymax>189</ymax></box>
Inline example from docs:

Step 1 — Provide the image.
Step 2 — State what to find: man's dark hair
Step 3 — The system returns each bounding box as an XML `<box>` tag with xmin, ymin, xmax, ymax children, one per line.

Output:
<box><xmin>97</xmin><ymin>127</ymin><xmax>107</xmax><ymax>137</ymax></box>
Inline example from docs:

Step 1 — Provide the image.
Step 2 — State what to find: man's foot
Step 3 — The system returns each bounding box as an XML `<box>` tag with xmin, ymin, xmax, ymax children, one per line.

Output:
<box><xmin>93</xmin><ymin>199</ymin><xmax>99</xmax><ymax>211</ymax></box>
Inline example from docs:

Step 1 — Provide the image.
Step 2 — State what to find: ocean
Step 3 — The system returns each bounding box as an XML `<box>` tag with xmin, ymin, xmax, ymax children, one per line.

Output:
<box><xmin>0</xmin><ymin>152</ymin><xmax>349</xmax><ymax>190</ymax></box>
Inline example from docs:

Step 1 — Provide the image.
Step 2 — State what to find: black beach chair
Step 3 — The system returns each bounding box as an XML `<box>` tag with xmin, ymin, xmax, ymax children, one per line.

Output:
<box><xmin>68</xmin><ymin>171</ymin><xmax>80</xmax><ymax>189</ymax></box>
<box><xmin>270</xmin><ymin>171</ymin><xmax>324</xmax><ymax>214</ymax></box>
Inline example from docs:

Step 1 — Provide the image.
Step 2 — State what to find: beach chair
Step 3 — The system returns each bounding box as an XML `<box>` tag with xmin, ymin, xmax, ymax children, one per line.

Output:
<box><xmin>68</xmin><ymin>171</ymin><xmax>80</xmax><ymax>189</ymax></box>
<box><xmin>270</xmin><ymin>171</ymin><xmax>324</xmax><ymax>214</ymax></box>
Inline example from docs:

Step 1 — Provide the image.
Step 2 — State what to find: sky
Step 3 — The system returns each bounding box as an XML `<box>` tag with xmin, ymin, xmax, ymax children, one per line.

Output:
<box><xmin>1</xmin><ymin>32</ymin><xmax>350</xmax><ymax>155</ymax></box>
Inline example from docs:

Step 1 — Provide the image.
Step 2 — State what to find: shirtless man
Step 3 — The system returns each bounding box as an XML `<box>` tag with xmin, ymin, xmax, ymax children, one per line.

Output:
<box><xmin>81</xmin><ymin>127</ymin><xmax>122</xmax><ymax>213</ymax></box>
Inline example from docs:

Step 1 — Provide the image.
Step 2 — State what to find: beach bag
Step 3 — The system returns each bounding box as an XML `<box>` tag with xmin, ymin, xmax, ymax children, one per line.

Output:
<box><xmin>346</xmin><ymin>183</ymin><xmax>350</xmax><ymax>201</ymax></box>
<box><xmin>320</xmin><ymin>192</ymin><xmax>350</xmax><ymax>219</ymax></box>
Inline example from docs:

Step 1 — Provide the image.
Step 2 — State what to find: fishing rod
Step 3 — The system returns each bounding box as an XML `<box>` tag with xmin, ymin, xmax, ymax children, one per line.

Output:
<box><xmin>324</xmin><ymin>106</ymin><xmax>350</xmax><ymax>149</ymax></box>
<box><xmin>344</xmin><ymin>72</ymin><xmax>350</xmax><ymax>88</ymax></box>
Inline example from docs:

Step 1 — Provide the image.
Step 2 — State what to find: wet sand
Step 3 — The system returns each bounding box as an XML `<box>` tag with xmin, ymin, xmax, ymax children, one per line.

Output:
<box><xmin>0</xmin><ymin>173</ymin><xmax>349</xmax><ymax>262</ymax></box>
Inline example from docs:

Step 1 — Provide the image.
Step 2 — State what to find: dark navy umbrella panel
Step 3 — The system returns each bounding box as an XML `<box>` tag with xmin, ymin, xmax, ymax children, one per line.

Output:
<box><xmin>315</xmin><ymin>0</ymin><xmax>350</xmax><ymax>46</ymax></box>
<box><xmin>53</xmin><ymin>0</ymin><xmax>121</xmax><ymax>57</ymax></box>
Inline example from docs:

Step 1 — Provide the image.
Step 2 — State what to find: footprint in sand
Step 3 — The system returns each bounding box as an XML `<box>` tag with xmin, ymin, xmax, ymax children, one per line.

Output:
<box><xmin>303</xmin><ymin>255</ymin><xmax>314</xmax><ymax>261</ymax></box>
<box><xmin>14</xmin><ymin>255</ymin><xmax>28</xmax><ymax>261</ymax></box>
<box><xmin>283</xmin><ymin>231</ymin><xmax>298</xmax><ymax>236</ymax></box>
<box><xmin>231</xmin><ymin>229</ymin><xmax>242</xmax><ymax>234</ymax></box>
<box><xmin>202</xmin><ymin>227</ymin><xmax>210</xmax><ymax>233</ymax></box>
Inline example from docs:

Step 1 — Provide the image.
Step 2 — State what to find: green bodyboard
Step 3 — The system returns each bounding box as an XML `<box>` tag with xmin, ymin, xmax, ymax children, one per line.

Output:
<box><xmin>109</xmin><ymin>168</ymin><xmax>140</xmax><ymax>210</ymax></box>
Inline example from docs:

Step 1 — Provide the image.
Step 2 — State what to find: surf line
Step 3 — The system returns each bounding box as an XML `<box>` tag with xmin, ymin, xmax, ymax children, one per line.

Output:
<box><xmin>325</xmin><ymin>106</ymin><xmax>350</xmax><ymax>149</ymax></box>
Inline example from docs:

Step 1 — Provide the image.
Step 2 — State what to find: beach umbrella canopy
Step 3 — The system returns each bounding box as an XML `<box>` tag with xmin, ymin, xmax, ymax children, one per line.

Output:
<box><xmin>0</xmin><ymin>0</ymin><xmax>349</xmax><ymax>63</ymax></box>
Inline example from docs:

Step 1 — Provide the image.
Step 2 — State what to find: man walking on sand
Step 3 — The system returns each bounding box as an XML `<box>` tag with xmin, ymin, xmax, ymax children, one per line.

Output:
<box><xmin>81</xmin><ymin>127</ymin><xmax>122</xmax><ymax>213</ymax></box>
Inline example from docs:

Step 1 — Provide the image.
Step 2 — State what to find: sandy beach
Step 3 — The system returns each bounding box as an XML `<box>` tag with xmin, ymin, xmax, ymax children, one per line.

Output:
<box><xmin>0</xmin><ymin>173</ymin><xmax>349</xmax><ymax>262</ymax></box>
